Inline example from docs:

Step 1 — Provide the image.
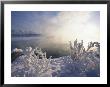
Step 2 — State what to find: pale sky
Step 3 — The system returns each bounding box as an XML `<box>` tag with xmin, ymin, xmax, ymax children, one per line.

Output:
<box><xmin>12</xmin><ymin>11</ymin><xmax>100</xmax><ymax>46</ymax></box>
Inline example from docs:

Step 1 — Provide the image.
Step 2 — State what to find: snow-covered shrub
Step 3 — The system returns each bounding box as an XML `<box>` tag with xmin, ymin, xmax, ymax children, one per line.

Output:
<box><xmin>69</xmin><ymin>39</ymin><xmax>100</xmax><ymax>76</ymax></box>
<box><xmin>11</xmin><ymin>47</ymin><xmax>52</xmax><ymax>77</ymax></box>
<box><xmin>11</xmin><ymin>39</ymin><xmax>100</xmax><ymax>77</ymax></box>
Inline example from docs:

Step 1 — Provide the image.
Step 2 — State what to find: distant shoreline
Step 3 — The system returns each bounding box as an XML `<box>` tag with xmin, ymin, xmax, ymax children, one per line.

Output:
<box><xmin>12</xmin><ymin>34</ymin><xmax>42</xmax><ymax>37</ymax></box>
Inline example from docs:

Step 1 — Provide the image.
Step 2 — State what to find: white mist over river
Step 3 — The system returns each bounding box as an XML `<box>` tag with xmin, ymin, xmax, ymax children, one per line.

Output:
<box><xmin>11</xmin><ymin>36</ymin><xmax>70</xmax><ymax>58</ymax></box>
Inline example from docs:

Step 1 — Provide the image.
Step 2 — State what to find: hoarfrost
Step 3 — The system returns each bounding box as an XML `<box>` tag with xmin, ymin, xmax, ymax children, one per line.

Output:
<box><xmin>11</xmin><ymin>39</ymin><xmax>100</xmax><ymax>77</ymax></box>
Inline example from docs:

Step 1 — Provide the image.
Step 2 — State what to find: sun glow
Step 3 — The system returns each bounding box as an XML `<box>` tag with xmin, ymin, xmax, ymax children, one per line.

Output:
<box><xmin>50</xmin><ymin>12</ymin><xmax>100</xmax><ymax>47</ymax></box>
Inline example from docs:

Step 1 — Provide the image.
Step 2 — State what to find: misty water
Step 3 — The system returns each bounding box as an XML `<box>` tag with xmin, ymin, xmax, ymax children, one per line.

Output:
<box><xmin>11</xmin><ymin>36</ymin><xmax>100</xmax><ymax>77</ymax></box>
<box><xmin>11</xmin><ymin>36</ymin><xmax>70</xmax><ymax>58</ymax></box>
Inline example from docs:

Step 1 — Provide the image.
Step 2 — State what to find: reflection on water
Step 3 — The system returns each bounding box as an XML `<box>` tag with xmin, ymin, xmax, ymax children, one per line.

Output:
<box><xmin>11</xmin><ymin>36</ymin><xmax>70</xmax><ymax>58</ymax></box>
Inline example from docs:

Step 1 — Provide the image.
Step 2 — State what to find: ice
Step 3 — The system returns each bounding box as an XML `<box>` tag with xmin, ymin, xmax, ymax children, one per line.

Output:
<box><xmin>12</xmin><ymin>48</ymin><xmax>23</xmax><ymax>53</ymax></box>
<box><xmin>11</xmin><ymin>39</ymin><xmax>100</xmax><ymax>77</ymax></box>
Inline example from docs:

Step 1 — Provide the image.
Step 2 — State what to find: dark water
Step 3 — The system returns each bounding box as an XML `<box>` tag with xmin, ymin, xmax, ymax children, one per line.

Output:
<box><xmin>11</xmin><ymin>36</ymin><xmax>70</xmax><ymax>58</ymax></box>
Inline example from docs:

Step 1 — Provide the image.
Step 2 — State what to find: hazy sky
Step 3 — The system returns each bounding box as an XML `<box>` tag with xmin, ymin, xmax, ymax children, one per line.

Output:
<box><xmin>11</xmin><ymin>11</ymin><xmax>100</xmax><ymax>45</ymax></box>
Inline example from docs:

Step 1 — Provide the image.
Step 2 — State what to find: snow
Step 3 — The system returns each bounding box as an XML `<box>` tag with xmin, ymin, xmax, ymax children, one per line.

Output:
<box><xmin>11</xmin><ymin>40</ymin><xmax>100</xmax><ymax>77</ymax></box>
<box><xmin>12</xmin><ymin>48</ymin><xmax>23</xmax><ymax>53</ymax></box>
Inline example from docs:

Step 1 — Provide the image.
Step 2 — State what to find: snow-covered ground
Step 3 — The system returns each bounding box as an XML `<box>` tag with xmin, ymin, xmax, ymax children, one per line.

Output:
<box><xmin>11</xmin><ymin>40</ymin><xmax>100</xmax><ymax>77</ymax></box>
